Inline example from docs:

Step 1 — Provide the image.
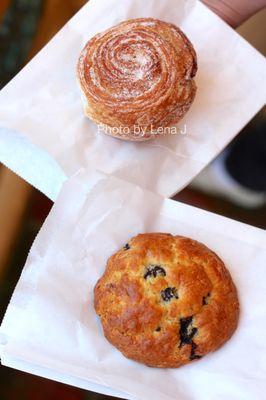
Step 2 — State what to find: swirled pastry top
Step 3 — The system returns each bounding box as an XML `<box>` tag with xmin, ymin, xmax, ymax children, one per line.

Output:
<box><xmin>77</xmin><ymin>18</ymin><xmax>197</xmax><ymax>140</ymax></box>
<box><xmin>94</xmin><ymin>233</ymin><xmax>239</xmax><ymax>368</ymax></box>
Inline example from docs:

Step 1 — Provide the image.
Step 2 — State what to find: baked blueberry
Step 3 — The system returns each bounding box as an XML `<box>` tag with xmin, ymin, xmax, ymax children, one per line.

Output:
<box><xmin>190</xmin><ymin>342</ymin><xmax>201</xmax><ymax>360</ymax></box>
<box><xmin>179</xmin><ymin>316</ymin><xmax>197</xmax><ymax>346</ymax></box>
<box><xmin>144</xmin><ymin>265</ymin><xmax>166</xmax><ymax>279</ymax></box>
<box><xmin>161</xmin><ymin>287</ymin><xmax>178</xmax><ymax>302</ymax></box>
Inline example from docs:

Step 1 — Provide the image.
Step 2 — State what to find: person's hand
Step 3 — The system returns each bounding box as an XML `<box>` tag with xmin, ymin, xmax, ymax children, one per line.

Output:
<box><xmin>201</xmin><ymin>0</ymin><xmax>266</xmax><ymax>28</ymax></box>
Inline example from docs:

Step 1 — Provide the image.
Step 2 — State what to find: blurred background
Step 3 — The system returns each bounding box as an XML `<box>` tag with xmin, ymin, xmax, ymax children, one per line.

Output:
<box><xmin>0</xmin><ymin>1</ymin><xmax>265</xmax><ymax>399</ymax></box>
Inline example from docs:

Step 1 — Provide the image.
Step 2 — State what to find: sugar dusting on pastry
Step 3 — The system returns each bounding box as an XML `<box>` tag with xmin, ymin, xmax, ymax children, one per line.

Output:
<box><xmin>87</xmin><ymin>31</ymin><xmax>164</xmax><ymax>99</ymax></box>
<box><xmin>77</xmin><ymin>18</ymin><xmax>197</xmax><ymax>141</ymax></box>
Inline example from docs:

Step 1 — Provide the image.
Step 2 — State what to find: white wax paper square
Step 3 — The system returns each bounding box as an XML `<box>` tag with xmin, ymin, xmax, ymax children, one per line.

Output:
<box><xmin>1</xmin><ymin>170</ymin><xmax>266</xmax><ymax>400</ymax></box>
<box><xmin>0</xmin><ymin>0</ymin><xmax>266</xmax><ymax>201</ymax></box>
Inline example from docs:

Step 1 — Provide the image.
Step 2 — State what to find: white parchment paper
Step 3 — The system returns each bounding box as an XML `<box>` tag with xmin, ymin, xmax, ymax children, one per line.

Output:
<box><xmin>0</xmin><ymin>0</ymin><xmax>266</xmax><ymax>201</ymax></box>
<box><xmin>1</xmin><ymin>170</ymin><xmax>266</xmax><ymax>400</ymax></box>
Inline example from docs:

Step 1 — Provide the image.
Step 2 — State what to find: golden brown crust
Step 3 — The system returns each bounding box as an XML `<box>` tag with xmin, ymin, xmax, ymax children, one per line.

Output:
<box><xmin>77</xmin><ymin>18</ymin><xmax>197</xmax><ymax>141</ymax></box>
<box><xmin>94</xmin><ymin>233</ymin><xmax>239</xmax><ymax>368</ymax></box>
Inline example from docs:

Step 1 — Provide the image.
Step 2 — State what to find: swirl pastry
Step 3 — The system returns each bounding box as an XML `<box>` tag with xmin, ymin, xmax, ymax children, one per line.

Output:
<box><xmin>77</xmin><ymin>18</ymin><xmax>197</xmax><ymax>141</ymax></box>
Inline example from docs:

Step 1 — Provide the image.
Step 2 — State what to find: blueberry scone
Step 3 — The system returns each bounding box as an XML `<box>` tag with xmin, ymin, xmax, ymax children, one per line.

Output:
<box><xmin>94</xmin><ymin>233</ymin><xmax>239</xmax><ymax>368</ymax></box>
